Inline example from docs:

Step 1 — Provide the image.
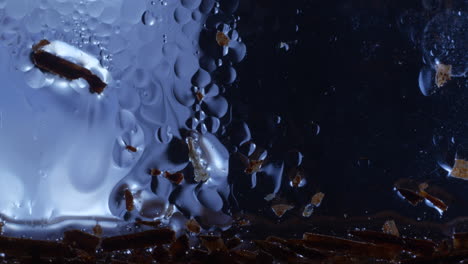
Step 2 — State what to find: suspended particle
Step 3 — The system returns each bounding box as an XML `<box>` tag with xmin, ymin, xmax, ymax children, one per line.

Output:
<box><xmin>435</xmin><ymin>63</ymin><xmax>452</xmax><ymax>88</ymax></box>
<box><xmin>311</xmin><ymin>192</ymin><xmax>325</xmax><ymax>207</ymax></box>
<box><xmin>216</xmin><ymin>31</ymin><xmax>230</xmax><ymax>47</ymax></box>
<box><xmin>382</xmin><ymin>220</ymin><xmax>399</xmax><ymax>237</ymax></box>
<box><xmin>163</xmin><ymin>171</ymin><xmax>184</xmax><ymax>185</ymax></box>
<box><xmin>450</xmin><ymin>159</ymin><xmax>468</xmax><ymax>180</ymax></box>
<box><xmin>186</xmin><ymin>218</ymin><xmax>201</xmax><ymax>234</ymax></box>
<box><xmin>271</xmin><ymin>204</ymin><xmax>294</xmax><ymax>218</ymax></box>
<box><xmin>124</xmin><ymin>189</ymin><xmax>134</xmax><ymax>212</ymax></box>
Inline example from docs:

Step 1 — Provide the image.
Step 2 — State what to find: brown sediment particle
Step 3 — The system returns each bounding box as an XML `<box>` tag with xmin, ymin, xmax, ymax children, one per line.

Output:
<box><xmin>124</xmin><ymin>189</ymin><xmax>134</xmax><ymax>212</ymax></box>
<box><xmin>93</xmin><ymin>224</ymin><xmax>103</xmax><ymax>236</ymax></box>
<box><xmin>395</xmin><ymin>187</ymin><xmax>424</xmax><ymax>206</ymax></box>
<box><xmin>271</xmin><ymin>204</ymin><xmax>294</xmax><ymax>218</ymax></box>
<box><xmin>31</xmin><ymin>40</ymin><xmax>107</xmax><ymax>94</ymax></box>
<box><xmin>148</xmin><ymin>168</ymin><xmax>161</xmax><ymax>176</ymax></box>
<box><xmin>435</xmin><ymin>63</ymin><xmax>452</xmax><ymax>88</ymax></box>
<box><xmin>450</xmin><ymin>159</ymin><xmax>468</xmax><ymax>180</ymax></box>
<box><xmin>418</xmin><ymin>189</ymin><xmax>448</xmax><ymax>212</ymax></box>
<box><xmin>101</xmin><ymin>229</ymin><xmax>175</xmax><ymax>251</ymax></box>
<box><xmin>237</xmin><ymin>218</ymin><xmax>251</xmax><ymax>227</ymax></box>
<box><xmin>245</xmin><ymin>159</ymin><xmax>263</xmax><ymax>174</ymax></box>
<box><xmin>195</xmin><ymin>91</ymin><xmax>204</xmax><ymax>102</ymax></box>
<box><xmin>125</xmin><ymin>145</ymin><xmax>137</xmax><ymax>153</ymax></box>
<box><xmin>186</xmin><ymin>218</ymin><xmax>201</xmax><ymax>234</ymax></box>
<box><xmin>63</xmin><ymin>230</ymin><xmax>100</xmax><ymax>254</ymax></box>
<box><xmin>290</xmin><ymin>170</ymin><xmax>303</xmax><ymax>188</ymax></box>
<box><xmin>311</xmin><ymin>192</ymin><xmax>325</xmax><ymax>207</ymax></box>
<box><xmin>163</xmin><ymin>171</ymin><xmax>184</xmax><ymax>185</ymax></box>
<box><xmin>199</xmin><ymin>236</ymin><xmax>227</xmax><ymax>253</ymax></box>
<box><xmin>216</xmin><ymin>31</ymin><xmax>230</xmax><ymax>47</ymax></box>
<box><xmin>382</xmin><ymin>220</ymin><xmax>400</xmax><ymax>237</ymax></box>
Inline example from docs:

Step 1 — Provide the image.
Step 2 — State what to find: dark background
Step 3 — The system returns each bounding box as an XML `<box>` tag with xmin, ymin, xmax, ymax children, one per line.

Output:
<box><xmin>227</xmin><ymin>0</ymin><xmax>468</xmax><ymax>224</ymax></box>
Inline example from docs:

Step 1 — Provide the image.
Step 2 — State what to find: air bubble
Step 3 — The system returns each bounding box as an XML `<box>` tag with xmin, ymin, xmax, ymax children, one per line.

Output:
<box><xmin>142</xmin><ymin>10</ymin><xmax>157</xmax><ymax>26</ymax></box>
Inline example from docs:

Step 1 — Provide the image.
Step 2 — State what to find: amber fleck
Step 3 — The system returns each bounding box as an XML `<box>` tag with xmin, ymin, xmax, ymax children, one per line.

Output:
<box><xmin>149</xmin><ymin>168</ymin><xmax>162</xmax><ymax>176</ymax></box>
<box><xmin>163</xmin><ymin>171</ymin><xmax>184</xmax><ymax>185</ymax></box>
<box><xmin>245</xmin><ymin>159</ymin><xmax>264</xmax><ymax>174</ymax></box>
<box><xmin>124</xmin><ymin>189</ymin><xmax>134</xmax><ymax>212</ymax></box>
<box><xmin>271</xmin><ymin>204</ymin><xmax>294</xmax><ymax>218</ymax></box>
<box><xmin>435</xmin><ymin>63</ymin><xmax>452</xmax><ymax>88</ymax></box>
<box><xmin>93</xmin><ymin>224</ymin><xmax>103</xmax><ymax>236</ymax></box>
<box><xmin>216</xmin><ymin>31</ymin><xmax>230</xmax><ymax>47</ymax></box>
<box><xmin>186</xmin><ymin>219</ymin><xmax>201</xmax><ymax>234</ymax></box>
<box><xmin>311</xmin><ymin>192</ymin><xmax>325</xmax><ymax>207</ymax></box>
<box><xmin>382</xmin><ymin>220</ymin><xmax>400</xmax><ymax>237</ymax></box>
<box><xmin>451</xmin><ymin>159</ymin><xmax>468</xmax><ymax>180</ymax></box>
<box><xmin>125</xmin><ymin>145</ymin><xmax>137</xmax><ymax>153</ymax></box>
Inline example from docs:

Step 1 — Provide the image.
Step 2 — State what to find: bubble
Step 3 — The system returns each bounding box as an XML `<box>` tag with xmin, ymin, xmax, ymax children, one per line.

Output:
<box><xmin>418</xmin><ymin>65</ymin><xmax>435</xmax><ymax>96</ymax></box>
<box><xmin>142</xmin><ymin>10</ymin><xmax>157</xmax><ymax>26</ymax></box>
<box><xmin>422</xmin><ymin>11</ymin><xmax>468</xmax><ymax>76</ymax></box>
<box><xmin>174</xmin><ymin>7</ymin><xmax>191</xmax><ymax>24</ymax></box>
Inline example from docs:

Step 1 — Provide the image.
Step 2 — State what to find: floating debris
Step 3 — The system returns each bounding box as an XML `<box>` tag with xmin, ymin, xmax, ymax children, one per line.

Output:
<box><xmin>245</xmin><ymin>159</ymin><xmax>264</xmax><ymax>174</ymax></box>
<box><xmin>311</xmin><ymin>192</ymin><xmax>325</xmax><ymax>207</ymax></box>
<box><xmin>125</xmin><ymin>145</ymin><xmax>137</xmax><ymax>153</ymax></box>
<box><xmin>163</xmin><ymin>171</ymin><xmax>184</xmax><ymax>185</ymax></box>
<box><xmin>382</xmin><ymin>220</ymin><xmax>400</xmax><ymax>237</ymax></box>
<box><xmin>419</xmin><ymin>188</ymin><xmax>448</xmax><ymax>214</ymax></box>
<box><xmin>31</xmin><ymin>39</ymin><xmax>108</xmax><ymax>94</ymax></box>
<box><xmin>93</xmin><ymin>224</ymin><xmax>103</xmax><ymax>236</ymax></box>
<box><xmin>195</xmin><ymin>91</ymin><xmax>204</xmax><ymax>102</ymax></box>
<box><xmin>186</xmin><ymin>135</ymin><xmax>210</xmax><ymax>182</ymax></box>
<box><xmin>149</xmin><ymin>168</ymin><xmax>162</xmax><ymax>176</ymax></box>
<box><xmin>450</xmin><ymin>159</ymin><xmax>468</xmax><ymax>180</ymax></box>
<box><xmin>289</xmin><ymin>167</ymin><xmax>305</xmax><ymax>188</ymax></box>
<box><xmin>271</xmin><ymin>204</ymin><xmax>294</xmax><ymax>218</ymax></box>
<box><xmin>216</xmin><ymin>31</ymin><xmax>230</xmax><ymax>47</ymax></box>
<box><xmin>435</xmin><ymin>63</ymin><xmax>452</xmax><ymax>88</ymax></box>
<box><xmin>186</xmin><ymin>218</ymin><xmax>201</xmax><ymax>234</ymax></box>
<box><xmin>124</xmin><ymin>189</ymin><xmax>134</xmax><ymax>212</ymax></box>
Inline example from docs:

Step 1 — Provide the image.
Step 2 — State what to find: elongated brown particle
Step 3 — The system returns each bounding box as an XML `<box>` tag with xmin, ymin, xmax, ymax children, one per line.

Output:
<box><xmin>125</xmin><ymin>145</ymin><xmax>137</xmax><ymax>152</ymax></box>
<box><xmin>311</xmin><ymin>192</ymin><xmax>325</xmax><ymax>207</ymax></box>
<box><xmin>31</xmin><ymin>39</ymin><xmax>107</xmax><ymax>94</ymax></box>
<box><xmin>216</xmin><ymin>31</ymin><xmax>230</xmax><ymax>47</ymax></box>
<box><xmin>124</xmin><ymin>189</ymin><xmax>134</xmax><ymax>212</ymax></box>
<box><xmin>395</xmin><ymin>187</ymin><xmax>424</xmax><ymax>206</ymax></box>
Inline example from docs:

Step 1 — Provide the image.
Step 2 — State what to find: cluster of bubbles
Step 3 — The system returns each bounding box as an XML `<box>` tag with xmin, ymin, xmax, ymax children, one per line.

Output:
<box><xmin>416</xmin><ymin>10</ymin><xmax>467</xmax><ymax>96</ymax></box>
<box><xmin>0</xmin><ymin>0</ymin><xmax>246</xmax><ymax>238</ymax></box>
